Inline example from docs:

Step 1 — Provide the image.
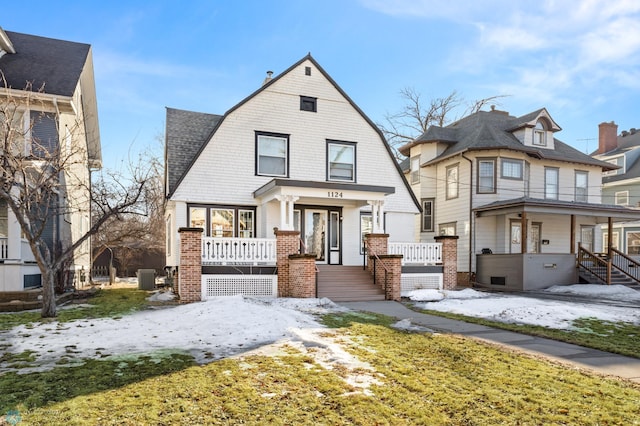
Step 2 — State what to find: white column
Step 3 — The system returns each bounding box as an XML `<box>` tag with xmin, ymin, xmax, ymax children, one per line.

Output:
<box><xmin>276</xmin><ymin>195</ymin><xmax>299</xmax><ymax>231</ymax></box>
<box><xmin>7</xmin><ymin>207</ymin><xmax>22</xmax><ymax>259</ymax></box>
<box><xmin>367</xmin><ymin>200</ymin><xmax>385</xmax><ymax>233</ymax></box>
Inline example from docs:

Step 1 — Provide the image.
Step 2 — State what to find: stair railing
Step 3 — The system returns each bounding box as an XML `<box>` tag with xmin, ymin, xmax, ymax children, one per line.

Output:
<box><xmin>364</xmin><ymin>240</ymin><xmax>389</xmax><ymax>297</ymax></box>
<box><xmin>610</xmin><ymin>248</ymin><xmax>640</xmax><ymax>283</ymax></box>
<box><xmin>577</xmin><ymin>243</ymin><xmax>610</xmax><ymax>284</ymax></box>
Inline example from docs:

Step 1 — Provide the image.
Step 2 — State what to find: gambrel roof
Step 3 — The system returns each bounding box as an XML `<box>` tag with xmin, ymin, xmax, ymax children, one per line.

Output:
<box><xmin>400</xmin><ymin>108</ymin><xmax>615</xmax><ymax>171</ymax></box>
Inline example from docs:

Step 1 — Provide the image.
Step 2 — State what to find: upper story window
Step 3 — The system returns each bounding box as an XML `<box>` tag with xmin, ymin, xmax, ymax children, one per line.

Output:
<box><xmin>615</xmin><ymin>190</ymin><xmax>629</xmax><ymax>206</ymax></box>
<box><xmin>533</xmin><ymin>121</ymin><xmax>547</xmax><ymax>146</ymax></box>
<box><xmin>30</xmin><ymin>111</ymin><xmax>58</xmax><ymax>158</ymax></box>
<box><xmin>477</xmin><ymin>158</ymin><xmax>496</xmax><ymax>193</ymax></box>
<box><xmin>300</xmin><ymin>96</ymin><xmax>317</xmax><ymax>112</ymax></box>
<box><xmin>421</xmin><ymin>198</ymin><xmax>434</xmax><ymax>232</ymax></box>
<box><xmin>575</xmin><ymin>170</ymin><xmax>588</xmax><ymax>203</ymax></box>
<box><xmin>327</xmin><ymin>140</ymin><xmax>356</xmax><ymax>182</ymax></box>
<box><xmin>603</xmin><ymin>156</ymin><xmax>624</xmax><ymax>176</ymax></box>
<box><xmin>446</xmin><ymin>163</ymin><xmax>459</xmax><ymax>199</ymax></box>
<box><xmin>410</xmin><ymin>155</ymin><xmax>420</xmax><ymax>184</ymax></box>
<box><xmin>501</xmin><ymin>158</ymin><xmax>523</xmax><ymax>180</ymax></box>
<box><xmin>256</xmin><ymin>132</ymin><xmax>289</xmax><ymax>177</ymax></box>
<box><xmin>544</xmin><ymin>167</ymin><xmax>559</xmax><ymax>199</ymax></box>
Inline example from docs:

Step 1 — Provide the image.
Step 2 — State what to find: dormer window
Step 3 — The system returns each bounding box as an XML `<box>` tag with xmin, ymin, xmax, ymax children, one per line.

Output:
<box><xmin>533</xmin><ymin>121</ymin><xmax>546</xmax><ymax>146</ymax></box>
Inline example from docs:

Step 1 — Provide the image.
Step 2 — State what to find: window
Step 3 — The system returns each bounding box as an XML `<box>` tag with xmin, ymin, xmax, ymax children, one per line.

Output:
<box><xmin>166</xmin><ymin>215</ymin><xmax>172</xmax><ymax>256</ymax></box>
<box><xmin>544</xmin><ymin>167</ymin><xmax>559</xmax><ymax>199</ymax></box>
<box><xmin>603</xmin><ymin>157</ymin><xmax>624</xmax><ymax>176</ymax></box>
<box><xmin>575</xmin><ymin>171</ymin><xmax>588</xmax><ymax>203</ymax></box>
<box><xmin>446</xmin><ymin>164</ymin><xmax>459</xmax><ymax>199</ymax></box>
<box><xmin>477</xmin><ymin>158</ymin><xmax>496</xmax><ymax>193</ymax></box>
<box><xmin>421</xmin><ymin>199</ymin><xmax>434</xmax><ymax>232</ymax></box>
<box><xmin>501</xmin><ymin>158</ymin><xmax>523</xmax><ymax>180</ymax></box>
<box><xmin>627</xmin><ymin>231</ymin><xmax>640</xmax><ymax>255</ymax></box>
<box><xmin>439</xmin><ymin>222</ymin><xmax>456</xmax><ymax>236</ymax></box>
<box><xmin>300</xmin><ymin>96</ymin><xmax>317</xmax><ymax>112</ymax></box>
<box><xmin>256</xmin><ymin>132</ymin><xmax>288</xmax><ymax>177</ymax></box>
<box><xmin>188</xmin><ymin>205</ymin><xmax>256</xmax><ymax>237</ymax></box>
<box><xmin>410</xmin><ymin>155</ymin><xmax>420</xmax><ymax>184</ymax></box>
<box><xmin>327</xmin><ymin>141</ymin><xmax>356</xmax><ymax>182</ymax></box>
<box><xmin>603</xmin><ymin>231</ymin><xmax>619</xmax><ymax>250</ymax></box>
<box><xmin>305</xmin><ymin>66</ymin><xmax>311</xmax><ymax>76</ymax></box>
<box><xmin>533</xmin><ymin>121</ymin><xmax>546</xmax><ymax>146</ymax></box>
<box><xmin>30</xmin><ymin>111</ymin><xmax>58</xmax><ymax>158</ymax></box>
<box><xmin>615</xmin><ymin>191</ymin><xmax>629</xmax><ymax>206</ymax></box>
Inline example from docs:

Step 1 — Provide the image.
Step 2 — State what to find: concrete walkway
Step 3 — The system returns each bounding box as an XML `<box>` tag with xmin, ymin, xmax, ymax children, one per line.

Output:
<box><xmin>339</xmin><ymin>301</ymin><xmax>640</xmax><ymax>383</ymax></box>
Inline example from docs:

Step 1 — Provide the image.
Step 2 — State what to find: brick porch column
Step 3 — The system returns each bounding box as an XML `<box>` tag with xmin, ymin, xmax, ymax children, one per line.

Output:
<box><xmin>288</xmin><ymin>254</ymin><xmax>317</xmax><ymax>298</ymax></box>
<box><xmin>274</xmin><ymin>228</ymin><xmax>301</xmax><ymax>297</ymax></box>
<box><xmin>435</xmin><ymin>235</ymin><xmax>458</xmax><ymax>290</ymax></box>
<box><xmin>375</xmin><ymin>254</ymin><xmax>402</xmax><ymax>301</ymax></box>
<box><xmin>364</xmin><ymin>233</ymin><xmax>389</xmax><ymax>274</ymax></box>
<box><xmin>178</xmin><ymin>227</ymin><xmax>203</xmax><ymax>303</ymax></box>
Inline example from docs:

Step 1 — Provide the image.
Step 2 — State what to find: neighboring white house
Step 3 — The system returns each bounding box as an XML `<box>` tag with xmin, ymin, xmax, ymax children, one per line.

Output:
<box><xmin>165</xmin><ymin>54</ymin><xmax>420</xmax><ymax>273</ymax></box>
<box><xmin>0</xmin><ymin>27</ymin><xmax>101</xmax><ymax>291</ymax></box>
<box><xmin>592</xmin><ymin>121</ymin><xmax>640</xmax><ymax>256</ymax></box>
<box><xmin>400</xmin><ymin>107</ymin><xmax>640</xmax><ymax>290</ymax></box>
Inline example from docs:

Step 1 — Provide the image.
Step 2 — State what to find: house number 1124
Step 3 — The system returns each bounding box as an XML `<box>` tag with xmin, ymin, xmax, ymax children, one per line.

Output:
<box><xmin>328</xmin><ymin>191</ymin><xmax>343</xmax><ymax>198</ymax></box>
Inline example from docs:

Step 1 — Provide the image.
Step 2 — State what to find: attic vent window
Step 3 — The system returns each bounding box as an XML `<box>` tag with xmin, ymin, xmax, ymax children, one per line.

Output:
<box><xmin>300</xmin><ymin>96</ymin><xmax>317</xmax><ymax>112</ymax></box>
<box><xmin>305</xmin><ymin>66</ymin><xmax>311</xmax><ymax>76</ymax></box>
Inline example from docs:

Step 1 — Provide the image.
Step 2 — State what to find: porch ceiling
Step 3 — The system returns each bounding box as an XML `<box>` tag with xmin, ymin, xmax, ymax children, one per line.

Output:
<box><xmin>253</xmin><ymin>179</ymin><xmax>394</xmax><ymax>204</ymax></box>
<box><xmin>473</xmin><ymin>197</ymin><xmax>640</xmax><ymax>223</ymax></box>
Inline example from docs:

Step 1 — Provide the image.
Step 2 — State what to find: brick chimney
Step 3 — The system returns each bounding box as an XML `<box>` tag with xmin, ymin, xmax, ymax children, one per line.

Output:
<box><xmin>598</xmin><ymin>121</ymin><xmax>618</xmax><ymax>154</ymax></box>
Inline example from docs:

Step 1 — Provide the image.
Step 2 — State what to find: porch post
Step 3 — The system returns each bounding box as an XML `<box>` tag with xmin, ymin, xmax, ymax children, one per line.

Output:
<box><xmin>435</xmin><ymin>235</ymin><xmax>459</xmax><ymax>290</ymax></box>
<box><xmin>178</xmin><ymin>227</ymin><xmax>203</xmax><ymax>303</ymax></box>
<box><xmin>368</xmin><ymin>200</ymin><xmax>385</xmax><ymax>233</ymax></box>
<box><xmin>274</xmin><ymin>228</ymin><xmax>301</xmax><ymax>297</ymax></box>
<box><xmin>276</xmin><ymin>195</ymin><xmax>299</xmax><ymax>231</ymax></box>
<box><xmin>520</xmin><ymin>212</ymin><xmax>528</xmax><ymax>254</ymax></box>
<box><xmin>570</xmin><ymin>215</ymin><xmax>576</xmax><ymax>254</ymax></box>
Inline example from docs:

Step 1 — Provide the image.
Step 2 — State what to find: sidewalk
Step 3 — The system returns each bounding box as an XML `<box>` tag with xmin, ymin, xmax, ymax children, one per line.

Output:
<box><xmin>339</xmin><ymin>301</ymin><xmax>640</xmax><ymax>383</ymax></box>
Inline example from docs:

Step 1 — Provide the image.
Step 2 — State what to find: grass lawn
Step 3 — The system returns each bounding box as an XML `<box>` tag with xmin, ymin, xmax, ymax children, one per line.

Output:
<box><xmin>410</xmin><ymin>305</ymin><xmax>640</xmax><ymax>359</ymax></box>
<box><xmin>1</xmin><ymin>305</ymin><xmax>639</xmax><ymax>425</ymax></box>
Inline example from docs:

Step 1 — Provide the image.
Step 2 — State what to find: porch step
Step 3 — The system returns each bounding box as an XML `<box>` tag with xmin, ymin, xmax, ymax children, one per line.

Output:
<box><xmin>316</xmin><ymin>265</ymin><xmax>385</xmax><ymax>302</ymax></box>
<box><xmin>578</xmin><ymin>267</ymin><xmax>637</xmax><ymax>286</ymax></box>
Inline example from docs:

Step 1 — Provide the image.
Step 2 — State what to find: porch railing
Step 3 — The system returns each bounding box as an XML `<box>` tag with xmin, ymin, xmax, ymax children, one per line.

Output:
<box><xmin>577</xmin><ymin>244</ymin><xmax>610</xmax><ymax>284</ymax></box>
<box><xmin>202</xmin><ymin>237</ymin><xmax>277</xmax><ymax>265</ymax></box>
<box><xmin>0</xmin><ymin>238</ymin><xmax>7</xmax><ymax>259</ymax></box>
<box><xmin>388</xmin><ymin>242</ymin><xmax>442</xmax><ymax>265</ymax></box>
<box><xmin>611</xmin><ymin>247</ymin><xmax>640</xmax><ymax>282</ymax></box>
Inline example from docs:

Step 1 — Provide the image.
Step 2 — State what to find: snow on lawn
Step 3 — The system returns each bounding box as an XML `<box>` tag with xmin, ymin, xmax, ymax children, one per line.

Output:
<box><xmin>0</xmin><ymin>295</ymin><xmax>346</xmax><ymax>373</ymax></box>
<box><xmin>405</xmin><ymin>285</ymin><xmax>640</xmax><ymax>329</ymax></box>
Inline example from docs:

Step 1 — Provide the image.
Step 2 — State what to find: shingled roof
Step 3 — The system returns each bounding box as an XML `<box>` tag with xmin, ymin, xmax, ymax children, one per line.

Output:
<box><xmin>165</xmin><ymin>107</ymin><xmax>222</xmax><ymax>196</ymax></box>
<box><xmin>0</xmin><ymin>30</ymin><xmax>90</xmax><ymax>96</ymax></box>
<box><xmin>402</xmin><ymin>109</ymin><xmax>614</xmax><ymax>170</ymax></box>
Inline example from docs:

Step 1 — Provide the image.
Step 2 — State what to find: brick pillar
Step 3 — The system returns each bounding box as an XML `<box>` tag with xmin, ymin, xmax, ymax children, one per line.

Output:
<box><xmin>374</xmin><ymin>254</ymin><xmax>402</xmax><ymax>301</ymax></box>
<box><xmin>178</xmin><ymin>227</ymin><xmax>203</xmax><ymax>303</ymax></box>
<box><xmin>274</xmin><ymin>228</ymin><xmax>301</xmax><ymax>297</ymax></box>
<box><xmin>435</xmin><ymin>235</ymin><xmax>459</xmax><ymax>290</ymax></box>
<box><xmin>288</xmin><ymin>254</ymin><xmax>317</xmax><ymax>298</ymax></box>
<box><xmin>364</xmin><ymin>233</ymin><xmax>389</xmax><ymax>274</ymax></box>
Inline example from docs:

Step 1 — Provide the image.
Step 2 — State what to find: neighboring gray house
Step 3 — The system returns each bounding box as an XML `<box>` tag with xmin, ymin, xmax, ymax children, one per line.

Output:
<box><xmin>592</xmin><ymin>122</ymin><xmax>640</xmax><ymax>256</ymax></box>
<box><xmin>0</xmin><ymin>27</ymin><xmax>101</xmax><ymax>291</ymax></box>
<box><xmin>401</xmin><ymin>107</ymin><xmax>640</xmax><ymax>290</ymax></box>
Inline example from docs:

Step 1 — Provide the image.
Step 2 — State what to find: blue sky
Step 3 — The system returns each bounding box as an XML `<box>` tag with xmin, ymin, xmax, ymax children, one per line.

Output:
<box><xmin>5</xmin><ymin>1</ymin><xmax>640</xmax><ymax>169</ymax></box>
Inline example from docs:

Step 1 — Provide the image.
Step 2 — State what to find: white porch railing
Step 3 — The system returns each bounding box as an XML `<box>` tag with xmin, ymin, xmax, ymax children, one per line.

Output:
<box><xmin>0</xmin><ymin>238</ymin><xmax>7</xmax><ymax>259</ymax></box>
<box><xmin>389</xmin><ymin>242</ymin><xmax>442</xmax><ymax>265</ymax></box>
<box><xmin>202</xmin><ymin>237</ymin><xmax>277</xmax><ymax>265</ymax></box>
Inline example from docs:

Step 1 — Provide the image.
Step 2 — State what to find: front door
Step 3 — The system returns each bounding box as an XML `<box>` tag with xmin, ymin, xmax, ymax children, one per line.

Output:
<box><xmin>304</xmin><ymin>210</ymin><xmax>327</xmax><ymax>263</ymax></box>
<box><xmin>299</xmin><ymin>207</ymin><xmax>341</xmax><ymax>264</ymax></box>
<box><xmin>510</xmin><ymin>221</ymin><xmax>521</xmax><ymax>253</ymax></box>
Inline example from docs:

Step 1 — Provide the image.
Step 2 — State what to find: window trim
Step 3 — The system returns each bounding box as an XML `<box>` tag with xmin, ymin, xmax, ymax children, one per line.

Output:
<box><xmin>501</xmin><ymin>158</ymin><xmax>524</xmax><ymax>180</ymax></box>
<box><xmin>326</xmin><ymin>140</ymin><xmax>357</xmax><ymax>182</ymax></box>
<box><xmin>255</xmin><ymin>131</ymin><xmax>290</xmax><ymax>177</ymax></box>
<box><xmin>421</xmin><ymin>198</ymin><xmax>434</xmax><ymax>232</ymax></box>
<box><xmin>187</xmin><ymin>204</ymin><xmax>257</xmax><ymax>237</ymax></box>
<box><xmin>626</xmin><ymin>231</ymin><xmax>640</xmax><ymax>255</ymax></box>
<box><xmin>574</xmin><ymin>170</ymin><xmax>588</xmax><ymax>203</ymax></box>
<box><xmin>544</xmin><ymin>167</ymin><xmax>559</xmax><ymax>200</ymax></box>
<box><xmin>446</xmin><ymin>163</ymin><xmax>459</xmax><ymax>200</ymax></box>
<box><xmin>533</xmin><ymin>121</ymin><xmax>547</xmax><ymax>146</ymax></box>
<box><xmin>410</xmin><ymin>155</ymin><xmax>420</xmax><ymax>184</ymax></box>
<box><xmin>477</xmin><ymin>157</ymin><xmax>496</xmax><ymax>194</ymax></box>
<box><xmin>300</xmin><ymin>96</ymin><xmax>317</xmax><ymax>112</ymax></box>
<box><xmin>615</xmin><ymin>190</ymin><xmax>629</xmax><ymax>206</ymax></box>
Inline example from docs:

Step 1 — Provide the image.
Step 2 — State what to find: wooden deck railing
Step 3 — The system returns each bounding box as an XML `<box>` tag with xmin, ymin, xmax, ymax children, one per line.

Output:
<box><xmin>577</xmin><ymin>243</ymin><xmax>610</xmax><ymax>284</ymax></box>
<box><xmin>610</xmin><ymin>247</ymin><xmax>640</xmax><ymax>282</ymax></box>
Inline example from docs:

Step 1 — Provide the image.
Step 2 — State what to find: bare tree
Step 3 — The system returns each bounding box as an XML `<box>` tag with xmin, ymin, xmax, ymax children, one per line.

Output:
<box><xmin>0</xmin><ymin>80</ymin><xmax>152</xmax><ymax>317</ymax></box>
<box><xmin>378</xmin><ymin>88</ymin><xmax>508</xmax><ymax>159</ymax></box>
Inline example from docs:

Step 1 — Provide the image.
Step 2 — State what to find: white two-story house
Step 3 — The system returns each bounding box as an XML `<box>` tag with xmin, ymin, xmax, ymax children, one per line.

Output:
<box><xmin>165</xmin><ymin>54</ymin><xmax>420</xmax><ymax>285</ymax></box>
<box><xmin>401</xmin><ymin>107</ymin><xmax>640</xmax><ymax>290</ymax></box>
<box><xmin>0</xmin><ymin>27</ymin><xmax>101</xmax><ymax>292</ymax></box>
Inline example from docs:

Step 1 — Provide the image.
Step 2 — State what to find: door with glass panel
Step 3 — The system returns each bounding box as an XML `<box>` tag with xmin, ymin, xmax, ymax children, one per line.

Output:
<box><xmin>304</xmin><ymin>210</ymin><xmax>327</xmax><ymax>263</ymax></box>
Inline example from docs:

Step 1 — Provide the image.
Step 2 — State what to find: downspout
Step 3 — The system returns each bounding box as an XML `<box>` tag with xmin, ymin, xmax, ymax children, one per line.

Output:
<box><xmin>461</xmin><ymin>153</ymin><xmax>474</xmax><ymax>286</ymax></box>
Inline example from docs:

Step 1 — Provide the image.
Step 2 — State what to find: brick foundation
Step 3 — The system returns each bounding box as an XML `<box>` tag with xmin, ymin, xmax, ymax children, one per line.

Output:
<box><xmin>288</xmin><ymin>254</ymin><xmax>317</xmax><ymax>298</ymax></box>
<box><xmin>435</xmin><ymin>235</ymin><xmax>459</xmax><ymax>290</ymax></box>
<box><xmin>178</xmin><ymin>227</ymin><xmax>203</xmax><ymax>303</ymax></box>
